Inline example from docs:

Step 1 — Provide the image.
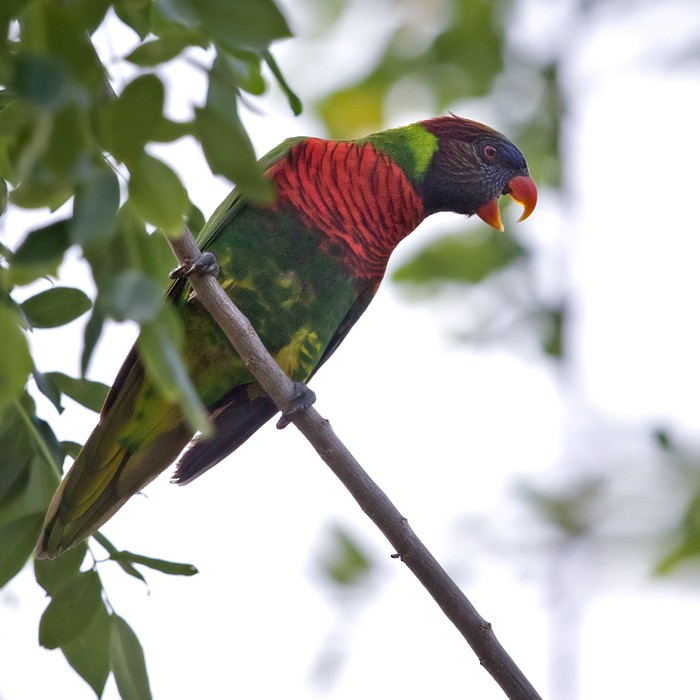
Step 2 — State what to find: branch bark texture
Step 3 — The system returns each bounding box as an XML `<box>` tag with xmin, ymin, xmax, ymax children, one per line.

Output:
<box><xmin>167</xmin><ymin>227</ymin><xmax>543</xmax><ymax>700</ymax></box>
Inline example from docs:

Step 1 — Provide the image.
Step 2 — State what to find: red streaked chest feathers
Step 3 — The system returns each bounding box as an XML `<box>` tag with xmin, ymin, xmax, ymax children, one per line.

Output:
<box><xmin>267</xmin><ymin>138</ymin><xmax>425</xmax><ymax>279</ymax></box>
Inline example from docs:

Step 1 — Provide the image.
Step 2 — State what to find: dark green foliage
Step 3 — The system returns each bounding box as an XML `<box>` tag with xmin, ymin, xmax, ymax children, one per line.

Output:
<box><xmin>39</xmin><ymin>569</ymin><xmax>104</xmax><ymax>649</ymax></box>
<box><xmin>109</xmin><ymin>550</ymin><xmax>199</xmax><ymax>577</ymax></box>
<box><xmin>0</xmin><ymin>304</ymin><xmax>33</xmax><ymax>411</ymax></box>
<box><xmin>0</xmin><ymin>1</ymin><xmax>298</xmax><ymax>696</ymax></box>
<box><xmin>62</xmin><ymin>604</ymin><xmax>112</xmax><ymax>698</ymax></box>
<box><xmin>21</xmin><ymin>286</ymin><xmax>92</xmax><ymax>328</ymax></box>
<box><xmin>111</xmin><ymin>614</ymin><xmax>153</xmax><ymax>700</ymax></box>
<box><xmin>393</xmin><ymin>229</ymin><xmax>525</xmax><ymax>287</ymax></box>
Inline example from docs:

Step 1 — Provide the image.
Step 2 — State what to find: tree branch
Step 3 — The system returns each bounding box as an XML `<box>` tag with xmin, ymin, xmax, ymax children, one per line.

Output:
<box><xmin>166</xmin><ymin>226</ymin><xmax>543</xmax><ymax>700</ymax></box>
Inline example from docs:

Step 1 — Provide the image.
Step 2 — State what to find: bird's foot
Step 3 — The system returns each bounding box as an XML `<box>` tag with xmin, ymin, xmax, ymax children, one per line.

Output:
<box><xmin>170</xmin><ymin>252</ymin><xmax>220</xmax><ymax>279</ymax></box>
<box><xmin>276</xmin><ymin>382</ymin><xmax>316</xmax><ymax>429</ymax></box>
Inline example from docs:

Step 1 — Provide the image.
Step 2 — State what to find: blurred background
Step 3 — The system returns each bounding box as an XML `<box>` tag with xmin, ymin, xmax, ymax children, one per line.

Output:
<box><xmin>3</xmin><ymin>0</ymin><xmax>700</xmax><ymax>698</ymax></box>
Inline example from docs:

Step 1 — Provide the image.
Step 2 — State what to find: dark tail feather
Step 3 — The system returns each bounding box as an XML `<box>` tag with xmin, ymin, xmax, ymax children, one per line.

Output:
<box><xmin>173</xmin><ymin>385</ymin><xmax>277</xmax><ymax>485</ymax></box>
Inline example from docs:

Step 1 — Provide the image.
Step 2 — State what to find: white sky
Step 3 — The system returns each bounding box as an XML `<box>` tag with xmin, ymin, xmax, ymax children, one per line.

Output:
<box><xmin>2</xmin><ymin>1</ymin><xmax>700</xmax><ymax>699</ymax></box>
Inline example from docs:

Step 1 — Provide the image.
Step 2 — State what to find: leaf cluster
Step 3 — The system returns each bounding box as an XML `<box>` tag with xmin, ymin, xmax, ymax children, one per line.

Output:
<box><xmin>0</xmin><ymin>1</ymin><xmax>297</xmax><ymax>696</ymax></box>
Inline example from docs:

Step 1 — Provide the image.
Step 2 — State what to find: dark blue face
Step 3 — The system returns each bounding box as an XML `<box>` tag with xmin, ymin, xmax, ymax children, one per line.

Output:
<box><xmin>480</xmin><ymin>136</ymin><xmax>528</xmax><ymax>174</ymax></box>
<box><xmin>420</xmin><ymin>132</ymin><xmax>531</xmax><ymax>216</ymax></box>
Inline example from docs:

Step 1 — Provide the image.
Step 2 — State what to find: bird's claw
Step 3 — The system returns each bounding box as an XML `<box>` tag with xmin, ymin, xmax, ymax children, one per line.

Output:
<box><xmin>276</xmin><ymin>382</ymin><xmax>316</xmax><ymax>429</ymax></box>
<box><xmin>170</xmin><ymin>252</ymin><xmax>220</xmax><ymax>280</ymax></box>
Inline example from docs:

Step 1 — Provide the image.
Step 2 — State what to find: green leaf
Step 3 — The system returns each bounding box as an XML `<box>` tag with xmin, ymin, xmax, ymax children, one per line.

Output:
<box><xmin>222</xmin><ymin>50</ymin><xmax>265</xmax><ymax>96</ymax></box>
<box><xmin>125</xmin><ymin>28</ymin><xmax>205</xmax><ymax>66</ymax></box>
<box><xmin>127</xmin><ymin>153</ymin><xmax>188</xmax><ymax>234</ymax></box>
<box><xmin>110</xmin><ymin>550</ymin><xmax>199</xmax><ymax>576</ymax></box>
<box><xmin>392</xmin><ymin>230</ymin><xmax>525</xmax><ymax>288</ymax></box>
<box><xmin>13</xmin><ymin>54</ymin><xmax>74</xmax><ymax>110</ymax></box>
<box><xmin>111</xmin><ymin>615</ymin><xmax>153</xmax><ymax>700</ymax></box>
<box><xmin>39</xmin><ymin>569</ymin><xmax>103</xmax><ymax>649</ymax></box>
<box><xmin>81</xmin><ymin>306</ymin><xmax>105</xmax><ymax>375</ymax></box>
<box><xmin>195</xmin><ymin>104</ymin><xmax>271</xmax><ymax>201</ymax></box>
<box><xmin>62</xmin><ymin>602</ymin><xmax>111</xmax><ymax>698</ymax></box>
<box><xmin>71</xmin><ymin>166</ymin><xmax>120</xmax><ymax>246</ymax></box>
<box><xmin>318</xmin><ymin>526</ymin><xmax>372</xmax><ymax>588</ymax></box>
<box><xmin>263</xmin><ymin>50</ymin><xmax>302</xmax><ymax>115</ymax></box>
<box><xmin>0</xmin><ymin>305</ymin><xmax>32</xmax><ymax>412</ymax></box>
<box><xmin>45</xmin><ymin>372</ymin><xmax>109</xmax><ymax>413</ymax></box>
<box><xmin>33</xmin><ymin>368</ymin><xmax>64</xmax><ymax>413</ymax></box>
<box><xmin>101</xmin><ymin>74</ymin><xmax>166</xmax><ymax>162</ymax></box>
<box><xmin>137</xmin><ymin>309</ymin><xmax>211</xmax><ymax>435</ymax></box>
<box><xmin>34</xmin><ymin>542</ymin><xmax>88</xmax><ymax>595</ymax></box>
<box><xmin>113</xmin><ymin>0</ymin><xmax>152</xmax><ymax>39</ymax></box>
<box><xmin>190</xmin><ymin>53</ymin><xmax>277</xmax><ymax>200</ymax></box>
<box><xmin>10</xmin><ymin>218</ymin><xmax>71</xmax><ymax>284</ymax></box>
<box><xmin>157</xmin><ymin>0</ymin><xmax>291</xmax><ymax>50</ymax></box>
<box><xmin>90</xmin><ymin>532</ymin><xmax>147</xmax><ymax>584</ymax></box>
<box><xmin>102</xmin><ymin>269</ymin><xmax>165</xmax><ymax>323</ymax></box>
<box><xmin>0</xmin><ymin>177</ymin><xmax>7</xmax><ymax>217</ymax></box>
<box><xmin>0</xmin><ymin>513</ymin><xmax>44</xmax><ymax>588</ymax></box>
<box><xmin>21</xmin><ymin>286</ymin><xmax>92</xmax><ymax>328</ymax></box>
<box><xmin>61</xmin><ymin>440</ymin><xmax>83</xmax><ymax>459</ymax></box>
<box><xmin>0</xmin><ymin>404</ymin><xmax>33</xmax><ymax>507</ymax></box>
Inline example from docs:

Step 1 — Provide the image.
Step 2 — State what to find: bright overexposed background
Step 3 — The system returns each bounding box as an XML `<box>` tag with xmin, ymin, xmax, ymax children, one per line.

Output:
<box><xmin>2</xmin><ymin>1</ymin><xmax>700</xmax><ymax>698</ymax></box>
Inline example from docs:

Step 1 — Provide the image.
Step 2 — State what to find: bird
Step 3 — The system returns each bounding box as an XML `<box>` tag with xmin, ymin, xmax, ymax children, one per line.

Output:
<box><xmin>36</xmin><ymin>115</ymin><xmax>537</xmax><ymax>559</ymax></box>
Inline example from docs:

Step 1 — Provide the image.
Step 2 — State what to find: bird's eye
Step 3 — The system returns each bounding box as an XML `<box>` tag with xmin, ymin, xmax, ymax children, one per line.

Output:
<box><xmin>483</xmin><ymin>144</ymin><xmax>498</xmax><ymax>161</ymax></box>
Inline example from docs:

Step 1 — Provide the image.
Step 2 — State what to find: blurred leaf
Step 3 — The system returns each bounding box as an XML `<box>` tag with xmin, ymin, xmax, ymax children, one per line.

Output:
<box><xmin>0</xmin><ymin>513</ymin><xmax>44</xmax><ymax>588</ymax></box>
<box><xmin>35</xmin><ymin>542</ymin><xmax>88</xmax><ymax>595</ymax></box>
<box><xmin>101</xmin><ymin>74</ymin><xmax>166</xmax><ymax>163</ymax></box>
<box><xmin>319</xmin><ymin>84</ymin><xmax>385</xmax><ymax>139</ymax></box>
<box><xmin>110</xmin><ymin>550</ymin><xmax>199</xmax><ymax>577</ymax></box>
<box><xmin>0</xmin><ymin>176</ymin><xmax>8</xmax><ymax>216</ymax></box>
<box><xmin>45</xmin><ymin>372</ymin><xmax>109</xmax><ymax>413</ymax></box>
<box><xmin>0</xmin><ymin>304</ymin><xmax>32</xmax><ymax>412</ymax></box>
<box><xmin>541</xmin><ymin>305</ymin><xmax>565</xmax><ymax>359</ymax></box>
<box><xmin>0</xmin><ymin>396</ymin><xmax>62</xmax><ymax>516</ymax></box>
<box><xmin>194</xmin><ymin>55</ymin><xmax>272</xmax><ymax>200</ymax></box>
<box><xmin>13</xmin><ymin>54</ymin><xmax>74</xmax><ymax>111</ymax></box>
<box><xmin>393</xmin><ymin>230</ymin><xmax>525</xmax><ymax>288</ymax></box>
<box><xmin>157</xmin><ymin>0</ymin><xmax>291</xmax><ymax>51</ymax></box>
<box><xmin>127</xmin><ymin>153</ymin><xmax>188</xmax><ymax>234</ymax></box>
<box><xmin>102</xmin><ymin>269</ymin><xmax>164</xmax><ymax>323</ymax></box>
<box><xmin>654</xmin><ymin>428</ymin><xmax>674</xmax><ymax>452</ymax></box>
<box><xmin>113</xmin><ymin>0</ymin><xmax>152</xmax><ymax>39</ymax></box>
<box><xmin>137</xmin><ymin>307</ymin><xmax>211</xmax><ymax>435</ymax></box>
<box><xmin>62</xmin><ymin>602</ymin><xmax>111</xmax><ymax>698</ymax></box>
<box><xmin>657</xmin><ymin>489</ymin><xmax>700</xmax><ymax>575</ymax></box>
<box><xmin>0</xmin><ymin>403</ymin><xmax>34</xmax><ymax>506</ymax></box>
<box><xmin>521</xmin><ymin>479</ymin><xmax>603</xmax><ymax>538</ymax></box>
<box><xmin>21</xmin><ymin>286</ymin><xmax>92</xmax><ymax>328</ymax></box>
<box><xmin>263</xmin><ymin>49</ymin><xmax>302</xmax><ymax>115</ymax></box>
<box><xmin>61</xmin><ymin>440</ymin><xmax>83</xmax><ymax>459</ymax></box>
<box><xmin>71</xmin><ymin>165</ymin><xmax>120</xmax><ymax>246</ymax></box>
<box><xmin>81</xmin><ymin>306</ymin><xmax>104</xmax><ymax>376</ymax></box>
<box><xmin>186</xmin><ymin>201</ymin><xmax>206</xmax><ymax>235</ymax></box>
<box><xmin>319</xmin><ymin>526</ymin><xmax>372</xmax><ymax>588</ymax></box>
<box><xmin>126</xmin><ymin>28</ymin><xmax>206</xmax><ymax>66</ymax></box>
<box><xmin>10</xmin><ymin>218</ymin><xmax>70</xmax><ymax>284</ymax></box>
<box><xmin>33</xmin><ymin>368</ymin><xmax>64</xmax><ymax>413</ymax></box>
<box><xmin>221</xmin><ymin>50</ymin><xmax>265</xmax><ymax>95</ymax></box>
<box><xmin>39</xmin><ymin>569</ymin><xmax>103</xmax><ymax>649</ymax></box>
<box><xmin>111</xmin><ymin>614</ymin><xmax>153</xmax><ymax>700</ymax></box>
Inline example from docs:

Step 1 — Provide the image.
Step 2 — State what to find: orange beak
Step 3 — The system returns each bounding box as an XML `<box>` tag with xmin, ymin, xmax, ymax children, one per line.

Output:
<box><xmin>476</xmin><ymin>174</ymin><xmax>538</xmax><ymax>231</ymax></box>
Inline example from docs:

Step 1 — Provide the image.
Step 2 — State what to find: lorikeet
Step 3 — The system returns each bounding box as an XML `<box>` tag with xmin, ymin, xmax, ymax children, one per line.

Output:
<box><xmin>36</xmin><ymin>115</ymin><xmax>537</xmax><ymax>558</ymax></box>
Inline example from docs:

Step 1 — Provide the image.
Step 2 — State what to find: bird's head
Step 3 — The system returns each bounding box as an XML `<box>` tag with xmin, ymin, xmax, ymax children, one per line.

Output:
<box><xmin>419</xmin><ymin>115</ymin><xmax>537</xmax><ymax>231</ymax></box>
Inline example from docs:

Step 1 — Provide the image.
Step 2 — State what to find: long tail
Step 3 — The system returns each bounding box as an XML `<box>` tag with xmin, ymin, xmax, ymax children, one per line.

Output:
<box><xmin>35</xmin><ymin>351</ymin><xmax>192</xmax><ymax>559</ymax></box>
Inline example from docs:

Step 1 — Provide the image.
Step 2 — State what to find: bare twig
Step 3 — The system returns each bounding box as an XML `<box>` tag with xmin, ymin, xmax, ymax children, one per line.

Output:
<box><xmin>166</xmin><ymin>226</ymin><xmax>543</xmax><ymax>700</ymax></box>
